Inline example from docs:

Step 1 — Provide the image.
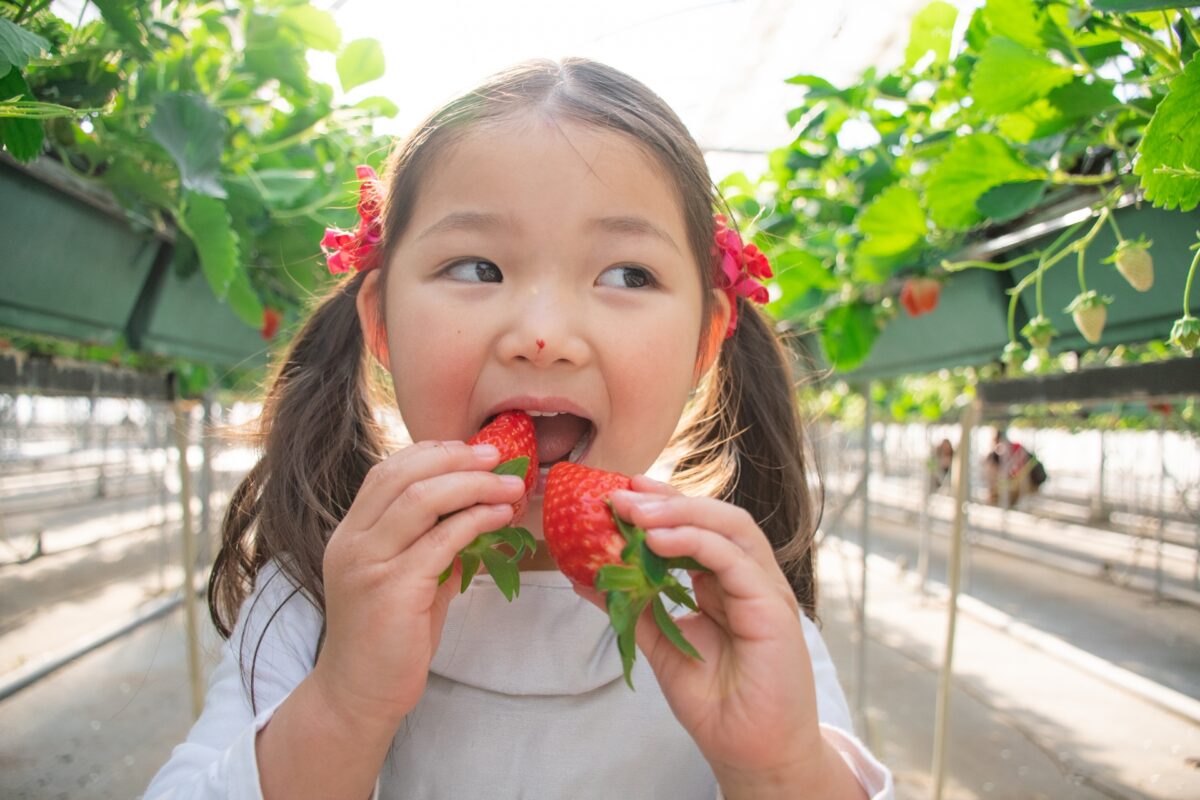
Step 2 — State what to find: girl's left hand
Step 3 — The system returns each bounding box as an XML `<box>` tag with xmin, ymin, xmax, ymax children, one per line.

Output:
<box><xmin>601</xmin><ymin>476</ymin><xmax>830</xmax><ymax>794</ymax></box>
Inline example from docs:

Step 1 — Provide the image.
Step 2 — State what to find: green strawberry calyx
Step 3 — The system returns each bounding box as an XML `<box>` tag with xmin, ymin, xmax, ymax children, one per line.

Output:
<box><xmin>1020</xmin><ymin>315</ymin><xmax>1057</xmax><ymax>349</ymax></box>
<box><xmin>596</xmin><ymin>501</ymin><xmax>707</xmax><ymax>690</ymax></box>
<box><xmin>1169</xmin><ymin>316</ymin><xmax>1200</xmax><ymax>356</ymax></box>
<box><xmin>438</xmin><ymin>456</ymin><xmax>537</xmax><ymax>601</ymax></box>
<box><xmin>1064</xmin><ymin>290</ymin><xmax>1112</xmax><ymax>313</ymax></box>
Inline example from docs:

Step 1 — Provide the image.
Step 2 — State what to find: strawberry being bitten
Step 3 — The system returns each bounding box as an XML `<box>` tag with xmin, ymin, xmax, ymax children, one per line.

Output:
<box><xmin>439</xmin><ymin>411</ymin><xmax>538</xmax><ymax>600</ymax></box>
<box><xmin>543</xmin><ymin>462</ymin><xmax>704</xmax><ymax>688</ymax></box>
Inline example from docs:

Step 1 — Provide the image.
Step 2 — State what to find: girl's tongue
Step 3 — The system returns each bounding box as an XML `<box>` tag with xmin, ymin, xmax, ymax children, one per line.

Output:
<box><xmin>533</xmin><ymin>413</ymin><xmax>590</xmax><ymax>464</ymax></box>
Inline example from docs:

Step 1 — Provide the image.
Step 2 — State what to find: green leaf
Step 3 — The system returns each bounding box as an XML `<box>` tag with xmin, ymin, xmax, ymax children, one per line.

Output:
<box><xmin>997</xmin><ymin>79</ymin><xmax>1117</xmax><ymax>142</ymax></box>
<box><xmin>0</xmin><ymin>69</ymin><xmax>43</xmax><ymax>161</ymax></box>
<box><xmin>91</xmin><ymin>0</ymin><xmax>152</xmax><ymax>59</ymax></box>
<box><xmin>244</xmin><ymin>14</ymin><xmax>312</xmax><ymax>96</ymax></box>
<box><xmin>355</xmin><ymin>95</ymin><xmax>400</xmax><ymax>118</ymax></box>
<box><xmin>492</xmin><ymin>456</ymin><xmax>530</xmax><ymax>480</ymax></box>
<box><xmin>149</xmin><ymin>93</ymin><xmax>228</xmax><ymax>198</ymax></box>
<box><xmin>479</xmin><ymin>548</ymin><xmax>519</xmax><ymax>600</ymax></box>
<box><xmin>250</xmin><ymin>168</ymin><xmax>317</xmax><ymax>206</ymax></box>
<box><xmin>905</xmin><ymin>1</ymin><xmax>958</xmax><ymax>69</ymax></box>
<box><xmin>975</xmin><ymin>180</ymin><xmax>1047</xmax><ymax>223</ymax></box>
<box><xmin>982</xmin><ymin>0</ymin><xmax>1046</xmax><ymax>50</ymax></box>
<box><xmin>661</xmin><ymin>581</ymin><xmax>699</xmax><ymax>612</ymax></box>
<box><xmin>784</xmin><ymin>73</ymin><xmax>840</xmax><ymax>99</ymax></box>
<box><xmin>1092</xmin><ymin>1</ymin><xmax>1198</xmax><ymax>10</ymax></box>
<box><xmin>279</xmin><ymin>6</ymin><xmax>342</xmax><ymax>52</ymax></box>
<box><xmin>181</xmin><ymin>194</ymin><xmax>240</xmax><ymax>301</ymax></box>
<box><xmin>596</xmin><ymin>564</ymin><xmax>645</xmax><ymax>592</ymax></box>
<box><xmin>225</xmin><ymin>264</ymin><xmax>265</xmax><ymax>329</ymax></box>
<box><xmin>1135</xmin><ymin>52</ymin><xmax>1200</xmax><ymax>212</ymax></box>
<box><xmin>924</xmin><ymin>133</ymin><xmax>1045</xmax><ymax>229</ymax></box>
<box><xmin>651</xmin><ymin>596</ymin><xmax>702</xmax><ymax>660</ymax></box>
<box><xmin>456</xmin><ymin>551</ymin><xmax>481</xmax><ymax>592</ymax></box>
<box><xmin>0</xmin><ymin>18</ymin><xmax>49</xmax><ymax>79</ymax></box>
<box><xmin>969</xmin><ymin>37</ymin><xmax>1075</xmax><ymax>115</ymax></box>
<box><xmin>820</xmin><ymin>302</ymin><xmax>880</xmax><ymax>371</ymax></box>
<box><xmin>337</xmin><ymin>38</ymin><xmax>385</xmax><ymax>92</ymax></box>
<box><xmin>857</xmin><ymin>185</ymin><xmax>927</xmax><ymax>257</ymax></box>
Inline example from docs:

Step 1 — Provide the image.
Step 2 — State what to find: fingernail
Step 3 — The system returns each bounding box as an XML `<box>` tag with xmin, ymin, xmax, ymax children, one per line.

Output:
<box><xmin>633</xmin><ymin>500</ymin><xmax>663</xmax><ymax>514</ymax></box>
<box><xmin>473</xmin><ymin>444</ymin><xmax>499</xmax><ymax>458</ymax></box>
<box><xmin>489</xmin><ymin>503</ymin><xmax>514</xmax><ymax>514</ymax></box>
<box><xmin>499</xmin><ymin>474</ymin><xmax>525</xmax><ymax>488</ymax></box>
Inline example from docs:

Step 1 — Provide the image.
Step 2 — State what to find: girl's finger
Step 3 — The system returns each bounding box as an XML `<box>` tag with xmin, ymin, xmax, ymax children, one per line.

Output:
<box><xmin>401</xmin><ymin>502</ymin><xmax>520</xmax><ymax>578</ymax></box>
<box><xmin>370</xmin><ymin>470</ymin><xmax>525</xmax><ymax>557</ymax></box>
<box><xmin>643</xmin><ymin>525</ymin><xmax>767</xmax><ymax>602</ymax></box>
<box><xmin>342</xmin><ymin>440</ymin><xmax>502</xmax><ymax>532</ymax></box>
<box><xmin>629</xmin><ymin>474</ymin><xmax>681</xmax><ymax>497</ymax></box>
<box><xmin>610</xmin><ymin>492</ymin><xmax>776</xmax><ymax>571</ymax></box>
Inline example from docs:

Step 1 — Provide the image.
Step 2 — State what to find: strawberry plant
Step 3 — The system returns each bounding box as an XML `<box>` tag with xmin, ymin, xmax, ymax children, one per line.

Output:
<box><xmin>726</xmin><ymin>0</ymin><xmax>1200</xmax><ymax>372</ymax></box>
<box><xmin>0</xmin><ymin>1</ymin><xmax>394</xmax><ymax>347</ymax></box>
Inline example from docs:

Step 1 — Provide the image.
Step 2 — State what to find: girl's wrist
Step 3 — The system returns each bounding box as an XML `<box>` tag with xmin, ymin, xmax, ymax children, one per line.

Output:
<box><xmin>712</xmin><ymin>734</ymin><xmax>866</xmax><ymax>800</ymax></box>
<box><xmin>309</xmin><ymin>661</ymin><xmax>409</xmax><ymax>743</ymax></box>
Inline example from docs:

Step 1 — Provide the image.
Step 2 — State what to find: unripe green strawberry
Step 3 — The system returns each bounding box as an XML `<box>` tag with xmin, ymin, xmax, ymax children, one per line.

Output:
<box><xmin>1170</xmin><ymin>316</ymin><xmax>1200</xmax><ymax>356</ymax></box>
<box><xmin>543</xmin><ymin>462</ymin><xmax>704</xmax><ymax>688</ymax></box>
<box><xmin>1021</xmin><ymin>315</ymin><xmax>1056</xmax><ymax>349</ymax></box>
<box><xmin>1107</xmin><ymin>238</ymin><xmax>1154</xmax><ymax>292</ymax></box>
<box><xmin>1001</xmin><ymin>341</ymin><xmax>1028</xmax><ymax>372</ymax></box>
<box><xmin>1065</xmin><ymin>291</ymin><xmax>1112</xmax><ymax>345</ymax></box>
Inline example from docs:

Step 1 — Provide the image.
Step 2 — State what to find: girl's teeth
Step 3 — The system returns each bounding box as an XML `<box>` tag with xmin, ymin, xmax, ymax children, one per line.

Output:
<box><xmin>526</xmin><ymin>410</ymin><xmax>562</xmax><ymax>418</ymax></box>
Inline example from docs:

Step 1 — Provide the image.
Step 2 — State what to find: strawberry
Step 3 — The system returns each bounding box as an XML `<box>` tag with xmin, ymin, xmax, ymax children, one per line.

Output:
<box><xmin>899</xmin><ymin>277</ymin><xmax>941</xmax><ymax>317</ymax></box>
<box><xmin>1107</xmin><ymin>238</ymin><xmax>1154</xmax><ymax>292</ymax></box>
<box><xmin>1170</xmin><ymin>316</ymin><xmax>1200</xmax><ymax>356</ymax></box>
<box><xmin>467</xmin><ymin>411</ymin><xmax>538</xmax><ymax>522</ymax></box>
<box><xmin>1064</xmin><ymin>291</ymin><xmax>1112</xmax><ymax>345</ymax></box>
<box><xmin>439</xmin><ymin>411</ymin><xmax>538</xmax><ymax>601</ymax></box>
<box><xmin>1021</xmin><ymin>314</ymin><xmax>1056</xmax><ymax>349</ymax></box>
<box><xmin>543</xmin><ymin>462</ymin><xmax>704</xmax><ymax>688</ymax></box>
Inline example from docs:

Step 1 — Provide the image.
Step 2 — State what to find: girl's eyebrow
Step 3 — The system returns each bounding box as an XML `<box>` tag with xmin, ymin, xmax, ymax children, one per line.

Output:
<box><xmin>591</xmin><ymin>215</ymin><xmax>680</xmax><ymax>254</ymax></box>
<box><xmin>415</xmin><ymin>210</ymin><xmax>508</xmax><ymax>241</ymax></box>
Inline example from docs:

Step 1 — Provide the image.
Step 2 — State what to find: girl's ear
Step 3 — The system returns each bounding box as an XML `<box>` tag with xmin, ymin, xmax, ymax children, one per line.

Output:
<box><xmin>355</xmin><ymin>270</ymin><xmax>391</xmax><ymax>372</ymax></box>
<box><xmin>694</xmin><ymin>289</ymin><xmax>731</xmax><ymax>384</ymax></box>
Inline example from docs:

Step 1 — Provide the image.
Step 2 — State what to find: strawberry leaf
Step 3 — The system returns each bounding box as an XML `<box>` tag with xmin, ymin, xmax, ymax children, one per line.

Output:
<box><xmin>666</xmin><ymin>556</ymin><xmax>709</xmax><ymax>573</ymax></box>
<box><xmin>459</xmin><ymin>552</ymin><xmax>482</xmax><ymax>593</ymax></box>
<box><xmin>651</xmin><ymin>596</ymin><xmax>702</xmax><ymax>661</ymax></box>
<box><xmin>480</xmin><ymin>548</ymin><xmax>520</xmax><ymax>600</ymax></box>
<box><xmin>596</xmin><ymin>564</ymin><xmax>645</xmax><ymax>592</ymax></box>
<box><xmin>662</xmin><ymin>581</ymin><xmax>699</xmax><ymax>612</ymax></box>
<box><xmin>492</xmin><ymin>456</ymin><xmax>530</xmax><ymax>479</ymax></box>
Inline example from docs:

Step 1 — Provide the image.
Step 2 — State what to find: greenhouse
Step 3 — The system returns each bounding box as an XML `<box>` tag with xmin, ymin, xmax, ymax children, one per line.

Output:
<box><xmin>1</xmin><ymin>1</ymin><xmax>1198</xmax><ymax>799</ymax></box>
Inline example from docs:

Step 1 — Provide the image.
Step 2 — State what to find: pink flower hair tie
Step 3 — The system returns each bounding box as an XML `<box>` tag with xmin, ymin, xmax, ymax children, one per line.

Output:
<box><xmin>713</xmin><ymin>214</ymin><xmax>772</xmax><ymax>338</ymax></box>
<box><xmin>321</xmin><ymin>165</ymin><xmax>384</xmax><ymax>274</ymax></box>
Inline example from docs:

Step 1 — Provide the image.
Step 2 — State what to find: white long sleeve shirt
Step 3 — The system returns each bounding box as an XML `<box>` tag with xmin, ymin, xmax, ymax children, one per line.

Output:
<box><xmin>145</xmin><ymin>562</ymin><xmax>893</xmax><ymax>798</ymax></box>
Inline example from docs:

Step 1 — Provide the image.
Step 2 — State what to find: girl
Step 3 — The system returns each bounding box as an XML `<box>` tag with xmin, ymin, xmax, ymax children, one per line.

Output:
<box><xmin>147</xmin><ymin>58</ymin><xmax>893</xmax><ymax>799</ymax></box>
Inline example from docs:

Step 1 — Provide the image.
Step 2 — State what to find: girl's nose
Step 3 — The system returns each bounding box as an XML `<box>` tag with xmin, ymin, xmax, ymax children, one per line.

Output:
<box><xmin>497</xmin><ymin>285</ymin><xmax>590</xmax><ymax>367</ymax></box>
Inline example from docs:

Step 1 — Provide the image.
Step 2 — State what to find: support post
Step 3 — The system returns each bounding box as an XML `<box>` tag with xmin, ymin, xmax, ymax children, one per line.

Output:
<box><xmin>1155</xmin><ymin>415</ymin><xmax>1166</xmax><ymax>601</ymax></box>
<box><xmin>932</xmin><ymin>401</ymin><xmax>978</xmax><ymax>800</ymax></box>
<box><xmin>1091</xmin><ymin>429</ymin><xmax>1107</xmax><ymax>523</ymax></box>
<box><xmin>853</xmin><ymin>383</ymin><xmax>872</xmax><ymax>729</ymax></box>
<box><xmin>918</xmin><ymin>424</ymin><xmax>932</xmax><ymax>593</ymax></box>
<box><xmin>173</xmin><ymin>399</ymin><xmax>204</xmax><ymax>719</ymax></box>
<box><xmin>198</xmin><ymin>393</ymin><xmax>214</xmax><ymax>567</ymax></box>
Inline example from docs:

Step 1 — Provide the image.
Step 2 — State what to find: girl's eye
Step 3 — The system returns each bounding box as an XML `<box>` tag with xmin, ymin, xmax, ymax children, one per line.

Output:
<box><xmin>597</xmin><ymin>265</ymin><xmax>656</xmax><ymax>289</ymax></box>
<box><xmin>444</xmin><ymin>259</ymin><xmax>502</xmax><ymax>283</ymax></box>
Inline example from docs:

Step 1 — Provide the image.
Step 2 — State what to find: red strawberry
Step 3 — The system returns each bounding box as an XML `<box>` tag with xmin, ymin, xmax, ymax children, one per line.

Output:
<box><xmin>543</xmin><ymin>462</ymin><xmax>703</xmax><ymax>688</ymax></box>
<box><xmin>440</xmin><ymin>411</ymin><xmax>538</xmax><ymax>601</ymax></box>
<box><xmin>261</xmin><ymin>308</ymin><xmax>281</xmax><ymax>340</ymax></box>
<box><xmin>900</xmin><ymin>277</ymin><xmax>941</xmax><ymax>317</ymax></box>
<box><xmin>467</xmin><ymin>411</ymin><xmax>538</xmax><ymax>523</ymax></box>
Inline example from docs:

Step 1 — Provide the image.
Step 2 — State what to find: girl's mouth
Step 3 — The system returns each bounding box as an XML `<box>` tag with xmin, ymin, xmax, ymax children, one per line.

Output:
<box><xmin>525</xmin><ymin>411</ymin><xmax>594</xmax><ymax>492</ymax></box>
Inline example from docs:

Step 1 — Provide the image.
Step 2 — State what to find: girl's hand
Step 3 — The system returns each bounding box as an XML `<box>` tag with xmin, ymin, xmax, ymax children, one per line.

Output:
<box><xmin>311</xmin><ymin>440</ymin><xmax>527</xmax><ymax>737</ymax></box>
<box><xmin>603</xmin><ymin>476</ymin><xmax>837</xmax><ymax>796</ymax></box>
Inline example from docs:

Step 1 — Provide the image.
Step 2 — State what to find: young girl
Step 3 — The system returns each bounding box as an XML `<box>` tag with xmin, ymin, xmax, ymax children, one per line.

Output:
<box><xmin>146</xmin><ymin>58</ymin><xmax>893</xmax><ymax>799</ymax></box>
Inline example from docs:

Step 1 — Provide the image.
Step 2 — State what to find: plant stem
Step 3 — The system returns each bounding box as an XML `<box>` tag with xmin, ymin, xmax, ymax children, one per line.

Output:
<box><xmin>1052</xmin><ymin>171</ymin><xmax>1119</xmax><ymax>187</ymax></box>
<box><xmin>1163</xmin><ymin>11</ymin><xmax>1181</xmax><ymax>59</ymax></box>
<box><xmin>1093</xmin><ymin>17</ymin><xmax>1180</xmax><ymax>73</ymax></box>
<box><xmin>1183</xmin><ymin>240</ymin><xmax>1200</xmax><ymax>319</ymax></box>
<box><xmin>1182</xmin><ymin>10</ymin><xmax>1200</xmax><ymax>47</ymax></box>
<box><xmin>943</xmin><ymin>252</ymin><xmax>1041</xmax><ymax>273</ymax></box>
<box><xmin>1077</xmin><ymin>247</ymin><xmax>1088</xmax><ymax>294</ymax></box>
<box><xmin>1106</xmin><ymin>210</ymin><xmax>1125</xmax><ymax>243</ymax></box>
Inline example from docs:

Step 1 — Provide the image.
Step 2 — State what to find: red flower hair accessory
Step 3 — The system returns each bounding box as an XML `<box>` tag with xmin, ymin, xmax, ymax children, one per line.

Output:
<box><xmin>321</xmin><ymin>165</ymin><xmax>384</xmax><ymax>274</ymax></box>
<box><xmin>713</xmin><ymin>214</ymin><xmax>772</xmax><ymax>338</ymax></box>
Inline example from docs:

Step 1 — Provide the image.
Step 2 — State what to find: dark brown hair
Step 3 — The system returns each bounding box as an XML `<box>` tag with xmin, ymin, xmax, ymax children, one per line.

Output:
<box><xmin>209</xmin><ymin>57</ymin><xmax>822</xmax><ymax>643</ymax></box>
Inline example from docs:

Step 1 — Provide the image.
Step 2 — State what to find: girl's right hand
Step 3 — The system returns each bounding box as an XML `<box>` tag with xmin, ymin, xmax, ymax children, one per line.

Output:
<box><xmin>310</xmin><ymin>440</ymin><xmax>526</xmax><ymax>736</ymax></box>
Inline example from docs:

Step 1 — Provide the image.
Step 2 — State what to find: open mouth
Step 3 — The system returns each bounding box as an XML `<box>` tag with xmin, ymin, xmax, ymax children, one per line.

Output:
<box><xmin>527</xmin><ymin>410</ymin><xmax>594</xmax><ymax>468</ymax></box>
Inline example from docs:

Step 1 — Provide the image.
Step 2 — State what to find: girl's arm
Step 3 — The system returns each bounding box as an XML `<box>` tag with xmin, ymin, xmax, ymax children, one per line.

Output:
<box><xmin>606</xmin><ymin>478</ymin><xmax>892</xmax><ymax>799</ymax></box>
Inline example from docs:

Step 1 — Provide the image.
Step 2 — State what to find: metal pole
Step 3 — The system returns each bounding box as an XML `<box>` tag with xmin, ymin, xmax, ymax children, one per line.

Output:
<box><xmin>1091</xmin><ymin>429</ymin><xmax>1107</xmax><ymax>523</ymax></box>
<box><xmin>1155</xmin><ymin>415</ymin><xmax>1166</xmax><ymax>601</ymax></box>
<box><xmin>173</xmin><ymin>400</ymin><xmax>204</xmax><ymax>719</ymax></box>
<box><xmin>198</xmin><ymin>392</ymin><xmax>214</xmax><ymax>567</ymax></box>
<box><xmin>853</xmin><ymin>383</ymin><xmax>872</xmax><ymax>727</ymax></box>
<box><xmin>932</xmin><ymin>401</ymin><xmax>979</xmax><ymax>800</ymax></box>
<box><xmin>918</xmin><ymin>424</ymin><xmax>932</xmax><ymax>593</ymax></box>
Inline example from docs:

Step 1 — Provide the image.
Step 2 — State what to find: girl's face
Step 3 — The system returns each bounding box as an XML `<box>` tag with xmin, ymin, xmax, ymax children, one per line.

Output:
<box><xmin>367</xmin><ymin>116</ymin><xmax>723</xmax><ymax>536</ymax></box>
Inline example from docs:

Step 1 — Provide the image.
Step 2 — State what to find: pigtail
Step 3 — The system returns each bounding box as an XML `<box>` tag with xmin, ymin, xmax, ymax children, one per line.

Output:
<box><xmin>671</xmin><ymin>302</ymin><xmax>821</xmax><ymax>618</ymax></box>
<box><xmin>208</xmin><ymin>271</ymin><xmax>388</xmax><ymax>638</ymax></box>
